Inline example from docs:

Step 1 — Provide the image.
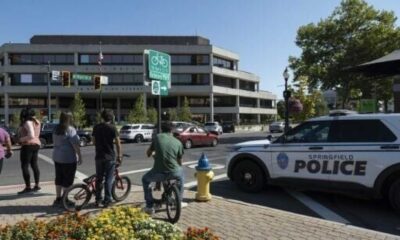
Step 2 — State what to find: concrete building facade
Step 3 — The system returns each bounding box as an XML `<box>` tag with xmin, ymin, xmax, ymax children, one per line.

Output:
<box><xmin>0</xmin><ymin>35</ymin><xmax>276</xmax><ymax>125</ymax></box>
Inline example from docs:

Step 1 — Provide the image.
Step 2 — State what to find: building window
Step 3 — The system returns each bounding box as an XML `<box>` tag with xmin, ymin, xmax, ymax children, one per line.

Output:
<box><xmin>9</xmin><ymin>54</ymin><xmax>74</xmax><ymax>65</ymax></box>
<box><xmin>79</xmin><ymin>54</ymin><xmax>142</xmax><ymax>65</ymax></box>
<box><xmin>240</xmin><ymin>97</ymin><xmax>257</xmax><ymax>108</ymax></box>
<box><xmin>213</xmin><ymin>56</ymin><xmax>234</xmax><ymax>70</ymax></box>
<box><xmin>184</xmin><ymin>96</ymin><xmax>209</xmax><ymax>107</ymax></box>
<box><xmin>171</xmin><ymin>54</ymin><xmax>209</xmax><ymax>65</ymax></box>
<box><xmin>260</xmin><ymin>99</ymin><xmax>273</xmax><ymax>108</ymax></box>
<box><xmin>214</xmin><ymin>75</ymin><xmax>235</xmax><ymax>88</ymax></box>
<box><xmin>8</xmin><ymin>97</ymin><xmax>55</xmax><ymax>108</ymax></box>
<box><xmin>239</xmin><ymin>80</ymin><xmax>256</xmax><ymax>91</ymax></box>
<box><xmin>171</xmin><ymin>74</ymin><xmax>209</xmax><ymax>85</ymax></box>
<box><xmin>214</xmin><ymin>96</ymin><xmax>236</xmax><ymax>107</ymax></box>
<box><xmin>9</xmin><ymin>73</ymin><xmax>61</xmax><ymax>86</ymax></box>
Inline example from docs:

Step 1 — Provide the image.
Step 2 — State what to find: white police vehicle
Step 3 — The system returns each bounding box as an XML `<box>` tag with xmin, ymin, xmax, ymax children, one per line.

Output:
<box><xmin>226</xmin><ymin>111</ymin><xmax>400</xmax><ymax>212</ymax></box>
<box><xmin>119</xmin><ymin>124</ymin><xmax>155</xmax><ymax>143</ymax></box>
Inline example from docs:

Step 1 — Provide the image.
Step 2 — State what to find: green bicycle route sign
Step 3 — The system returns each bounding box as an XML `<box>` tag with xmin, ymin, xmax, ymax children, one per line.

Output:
<box><xmin>148</xmin><ymin>50</ymin><xmax>171</xmax><ymax>82</ymax></box>
<box><xmin>151</xmin><ymin>80</ymin><xmax>168</xmax><ymax>96</ymax></box>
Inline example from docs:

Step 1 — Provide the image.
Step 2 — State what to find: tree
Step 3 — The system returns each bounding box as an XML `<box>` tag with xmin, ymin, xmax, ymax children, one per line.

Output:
<box><xmin>290</xmin><ymin>0</ymin><xmax>400</xmax><ymax>108</ymax></box>
<box><xmin>54</xmin><ymin>110</ymin><xmax>62</xmax><ymax>122</ymax></box>
<box><xmin>178</xmin><ymin>97</ymin><xmax>192</xmax><ymax>122</ymax></box>
<box><xmin>147</xmin><ymin>107</ymin><xmax>157</xmax><ymax>125</ymax></box>
<box><xmin>10</xmin><ymin>111</ymin><xmax>20</xmax><ymax>129</ymax></box>
<box><xmin>127</xmin><ymin>94</ymin><xmax>147</xmax><ymax>123</ymax></box>
<box><xmin>276</xmin><ymin>100</ymin><xmax>285</xmax><ymax>120</ymax></box>
<box><xmin>167</xmin><ymin>108</ymin><xmax>178</xmax><ymax>121</ymax></box>
<box><xmin>70</xmin><ymin>93</ymin><xmax>86</xmax><ymax>129</ymax></box>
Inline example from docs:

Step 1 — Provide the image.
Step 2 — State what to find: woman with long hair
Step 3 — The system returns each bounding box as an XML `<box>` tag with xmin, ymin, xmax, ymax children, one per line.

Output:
<box><xmin>52</xmin><ymin>111</ymin><xmax>82</xmax><ymax>206</ymax></box>
<box><xmin>18</xmin><ymin>107</ymin><xmax>41</xmax><ymax>194</ymax></box>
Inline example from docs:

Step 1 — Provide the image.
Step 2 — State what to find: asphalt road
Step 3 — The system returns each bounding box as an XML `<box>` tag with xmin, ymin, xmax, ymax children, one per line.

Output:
<box><xmin>1</xmin><ymin>131</ymin><xmax>399</xmax><ymax>236</ymax></box>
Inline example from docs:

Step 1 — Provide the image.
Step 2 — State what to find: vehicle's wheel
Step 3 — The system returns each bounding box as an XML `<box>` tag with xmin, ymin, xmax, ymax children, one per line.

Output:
<box><xmin>233</xmin><ymin>160</ymin><xmax>265</xmax><ymax>193</ymax></box>
<box><xmin>135</xmin><ymin>134</ymin><xmax>144</xmax><ymax>143</ymax></box>
<box><xmin>79</xmin><ymin>137</ymin><xmax>87</xmax><ymax>147</ymax></box>
<box><xmin>39</xmin><ymin>138</ymin><xmax>46</xmax><ymax>148</ymax></box>
<box><xmin>388</xmin><ymin>178</ymin><xmax>400</xmax><ymax>213</ymax></box>
<box><xmin>184</xmin><ymin>139</ymin><xmax>192</xmax><ymax>149</ymax></box>
<box><xmin>211</xmin><ymin>138</ymin><xmax>218</xmax><ymax>147</ymax></box>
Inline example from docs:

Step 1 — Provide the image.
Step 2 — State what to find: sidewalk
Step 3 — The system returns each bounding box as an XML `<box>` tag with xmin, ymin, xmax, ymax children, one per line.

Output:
<box><xmin>0</xmin><ymin>183</ymin><xmax>399</xmax><ymax>240</ymax></box>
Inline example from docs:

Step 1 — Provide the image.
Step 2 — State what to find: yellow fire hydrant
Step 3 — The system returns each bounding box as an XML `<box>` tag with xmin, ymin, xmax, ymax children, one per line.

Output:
<box><xmin>195</xmin><ymin>153</ymin><xmax>214</xmax><ymax>201</ymax></box>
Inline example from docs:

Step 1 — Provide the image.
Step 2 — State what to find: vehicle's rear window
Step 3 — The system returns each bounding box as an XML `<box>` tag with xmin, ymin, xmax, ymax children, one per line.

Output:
<box><xmin>205</xmin><ymin>123</ymin><xmax>215</xmax><ymax>126</ymax></box>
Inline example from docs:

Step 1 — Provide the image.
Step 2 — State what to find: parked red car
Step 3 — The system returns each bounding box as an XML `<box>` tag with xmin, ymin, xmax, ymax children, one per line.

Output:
<box><xmin>173</xmin><ymin>126</ymin><xmax>218</xmax><ymax>149</ymax></box>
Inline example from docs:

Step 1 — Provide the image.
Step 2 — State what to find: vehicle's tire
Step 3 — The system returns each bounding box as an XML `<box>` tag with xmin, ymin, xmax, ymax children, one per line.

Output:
<box><xmin>184</xmin><ymin>139</ymin><xmax>192</xmax><ymax>149</ymax></box>
<box><xmin>233</xmin><ymin>160</ymin><xmax>265</xmax><ymax>193</ymax></box>
<box><xmin>388</xmin><ymin>178</ymin><xmax>400</xmax><ymax>213</ymax></box>
<box><xmin>79</xmin><ymin>137</ymin><xmax>88</xmax><ymax>147</ymax></box>
<box><xmin>135</xmin><ymin>134</ymin><xmax>144</xmax><ymax>143</ymax></box>
<box><xmin>166</xmin><ymin>184</ymin><xmax>181</xmax><ymax>224</ymax></box>
<box><xmin>211</xmin><ymin>138</ymin><xmax>218</xmax><ymax>147</ymax></box>
<box><xmin>112</xmin><ymin>176</ymin><xmax>131</xmax><ymax>202</ymax></box>
<box><xmin>62</xmin><ymin>184</ymin><xmax>91</xmax><ymax>212</ymax></box>
<box><xmin>39</xmin><ymin>138</ymin><xmax>46</xmax><ymax>148</ymax></box>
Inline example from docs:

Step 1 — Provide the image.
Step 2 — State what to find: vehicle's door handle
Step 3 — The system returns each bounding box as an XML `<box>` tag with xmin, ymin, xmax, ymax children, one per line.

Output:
<box><xmin>309</xmin><ymin>146</ymin><xmax>323</xmax><ymax>150</ymax></box>
<box><xmin>380</xmin><ymin>145</ymin><xmax>400</xmax><ymax>150</ymax></box>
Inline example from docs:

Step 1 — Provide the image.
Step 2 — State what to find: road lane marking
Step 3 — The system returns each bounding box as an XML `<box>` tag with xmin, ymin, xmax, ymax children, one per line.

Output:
<box><xmin>38</xmin><ymin>153</ymin><xmax>88</xmax><ymax>181</ymax></box>
<box><xmin>184</xmin><ymin>173</ymin><xmax>227</xmax><ymax>188</ymax></box>
<box><xmin>285</xmin><ymin>189</ymin><xmax>350</xmax><ymax>224</ymax></box>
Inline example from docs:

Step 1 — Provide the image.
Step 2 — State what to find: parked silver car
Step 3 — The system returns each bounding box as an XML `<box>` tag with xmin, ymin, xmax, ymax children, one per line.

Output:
<box><xmin>269</xmin><ymin>121</ymin><xmax>285</xmax><ymax>133</ymax></box>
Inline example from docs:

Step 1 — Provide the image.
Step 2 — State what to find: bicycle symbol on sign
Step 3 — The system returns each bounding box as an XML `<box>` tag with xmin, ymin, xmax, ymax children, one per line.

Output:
<box><xmin>151</xmin><ymin>54</ymin><xmax>168</xmax><ymax>68</ymax></box>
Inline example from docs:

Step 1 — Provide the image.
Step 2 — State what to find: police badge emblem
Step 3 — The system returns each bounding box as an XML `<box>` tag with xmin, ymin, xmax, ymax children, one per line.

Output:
<box><xmin>277</xmin><ymin>152</ymin><xmax>289</xmax><ymax>170</ymax></box>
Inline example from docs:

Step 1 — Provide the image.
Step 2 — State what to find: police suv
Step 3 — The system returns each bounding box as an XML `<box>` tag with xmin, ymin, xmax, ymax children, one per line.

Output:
<box><xmin>226</xmin><ymin>111</ymin><xmax>400</xmax><ymax>212</ymax></box>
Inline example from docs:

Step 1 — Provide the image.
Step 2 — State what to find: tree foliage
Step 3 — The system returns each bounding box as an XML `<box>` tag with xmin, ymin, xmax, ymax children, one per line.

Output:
<box><xmin>167</xmin><ymin>108</ymin><xmax>178</xmax><ymax>121</ymax></box>
<box><xmin>10</xmin><ymin>111</ymin><xmax>20</xmax><ymax>129</ymax></box>
<box><xmin>178</xmin><ymin>97</ymin><xmax>192</xmax><ymax>122</ymax></box>
<box><xmin>147</xmin><ymin>107</ymin><xmax>158</xmax><ymax>125</ymax></box>
<box><xmin>276</xmin><ymin>100</ymin><xmax>285</xmax><ymax>120</ymax></box>
<box><xmin>290</xmin><ymin>0</ymin><xmax>400</xmax><ymax>107</ymax></box>
<box><xmin>70</xmin><ymin>93</ymin><xmax>86</xmax><ymax>129</ymax></box>
<box><xmin>127</xmin><ymin>94</ymin><xmax>147</xmax><ymax>123</ymax></box>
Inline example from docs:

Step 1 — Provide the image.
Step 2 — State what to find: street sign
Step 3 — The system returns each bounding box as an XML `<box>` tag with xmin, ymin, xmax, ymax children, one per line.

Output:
<box><xmin>160</xmin><ymin>81</ymin><xmax>168</xmax><ymax>96</ymax></box>
<box><xmin>73</xmin><ymin>74</ymin><xmax>92</xmax><ymax>81</ymax></box>
<box><xmin>100</xmin><ymin>76</ymin><xmax>109</xmax><ymax>85</ymax></box>
<box><xmin>152</xmin><ymin>80</ymin><xmax>160</xmax><ymax>95</ymax></box>
<box><xmin>52</xmin><ymin>71</ymin><xmax>60</xmax><ymax>81</ymax></box>
<box><xmin>148</xmin><ymin>50</ymin><xmax>171</xmax><ymax>82</ymax></box>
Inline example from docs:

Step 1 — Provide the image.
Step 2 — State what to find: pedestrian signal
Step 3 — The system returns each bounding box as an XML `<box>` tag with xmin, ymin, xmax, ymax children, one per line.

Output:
<box><xmin>62</xmin><ymin>71</ymin><xmax>71</xmax><ymax>87</ymax></box>
<box><xmin>94</xmin><ymin>75</ymin><xmax>101</xmax><ymax>90</ymax></box>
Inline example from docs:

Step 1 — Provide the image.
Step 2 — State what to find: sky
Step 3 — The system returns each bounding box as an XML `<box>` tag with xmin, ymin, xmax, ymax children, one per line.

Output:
<box><xmin>1</xmin><ymin>0</ymin><xmax>399</xmax><ymax>98</ymax></box>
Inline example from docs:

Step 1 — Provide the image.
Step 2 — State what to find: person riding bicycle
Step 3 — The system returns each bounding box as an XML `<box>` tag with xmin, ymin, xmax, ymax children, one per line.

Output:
<box><xmin>92</xmin><ymin>109</ymin><xmax>122</xmax><ymax>208</ymax></box>
<box><xmin>142</xmin><ymin>122</ymin><xmax>184</xmax><ymax>215</ymax></box>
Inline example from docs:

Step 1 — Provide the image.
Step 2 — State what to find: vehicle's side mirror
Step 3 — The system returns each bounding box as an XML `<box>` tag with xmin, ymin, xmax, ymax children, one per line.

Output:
<box><xmin>266</xmin><ymin>135</ymin><xmax>273</xmax><ymax>141</ymax></box>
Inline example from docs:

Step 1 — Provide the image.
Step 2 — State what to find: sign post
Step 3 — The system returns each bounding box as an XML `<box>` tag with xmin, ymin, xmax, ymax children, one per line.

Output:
<box><xmin>146</xmin><ymin>49</ymin><xmax>171</xmax><ymax>133</ymax></box>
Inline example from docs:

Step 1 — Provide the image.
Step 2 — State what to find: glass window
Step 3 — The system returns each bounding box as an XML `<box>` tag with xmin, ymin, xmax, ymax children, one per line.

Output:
<box><xmin>239</xmin><ymin>97</ymin><xmax>257</xmax><ymax>107</ymax></box>
<box><xmin>281</xmin><ymin>121</ymin><xmax>331</xmax><ymax>144</ymax></box>
<box><xmin>80</xmin><ymin>55</ymin><xmax>90</xmax><ymax>64</ymax></box>
<box><xmin>197</xmin><ymin>127</ymin><xmax>206</xmax><ymax>133</ymax></box>
<box><xmin>329</xmin><ymin>120</ymin><xmax>397</xmax><ymax>142</ymax></box>
<box><xmin>214</xmin><ymin>75</ymin><xmax>235</xmax><ymax>88</ymax></box>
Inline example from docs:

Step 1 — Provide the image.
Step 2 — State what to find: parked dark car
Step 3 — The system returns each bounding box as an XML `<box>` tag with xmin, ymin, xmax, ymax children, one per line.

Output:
<box><xmin>222</xmin><ymin>121</ymin><xmax>235</xmax><ymax>133</ymax></box>
<box><xmin>39</xmin><ymin>123</ymin><xmax>92</xmax><ymax>148</ymax></box>
<box><xmin>173</xmin><ymin>126</ymin><xmax>218</xmax><ymax>149</ymax></box>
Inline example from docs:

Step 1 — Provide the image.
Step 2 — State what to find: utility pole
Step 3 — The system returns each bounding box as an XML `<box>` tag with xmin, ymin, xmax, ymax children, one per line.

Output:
<box><xmin>47</xmin><ymin>61</ymin><xmax>51</xmax><ymax>123</ymax></box>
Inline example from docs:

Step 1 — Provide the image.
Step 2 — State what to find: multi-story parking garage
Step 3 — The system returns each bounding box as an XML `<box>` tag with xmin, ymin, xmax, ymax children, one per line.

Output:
<box><xmin>0</xmin><ymin>35</ymin><xmax>276</xmax><ymax>125</ymax></box>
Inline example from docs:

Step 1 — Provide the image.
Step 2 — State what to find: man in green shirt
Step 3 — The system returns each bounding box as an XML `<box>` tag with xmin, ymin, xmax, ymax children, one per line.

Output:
<box><xmin>142</xmin><ymin>122</ymin><xmax>184</xmax><ymax>214</ymax></box>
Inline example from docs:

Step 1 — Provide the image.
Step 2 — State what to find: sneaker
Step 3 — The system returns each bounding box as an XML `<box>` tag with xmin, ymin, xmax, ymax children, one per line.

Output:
<box><xmin>181</xmin><ymin>202</ymin><xmax>188</xmax><ymax>208</ymax></box>
<box><xmin>53</xmin><ymin>197</ymin><xmax>62</xmax><ymax>206</ymax></box>
<box><xmin>102</xmin><ymin>201</ymin><xmax>114</xmax><ymax>208</ymax></box>
<box><xmin>33</xmin><ymin>186</ymin><xmax>41</xmax><ymax>192</ymax></box>
<box><xmin>94</xmin><ymin>200</ymin><xmax>102</xmax><ymax>208</ymax></box>
<box><xmin>142</xmin><ymin>206</ymin><xmax>155</xmax><ymax>215</ymax></box>
<box><xmin>18</xmin><ymin>188</ymin><xmax>32</xmax><ymax>195</ymax></box>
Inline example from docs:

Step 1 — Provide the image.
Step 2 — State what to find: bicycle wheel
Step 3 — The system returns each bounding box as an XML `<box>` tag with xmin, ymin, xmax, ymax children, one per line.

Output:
<box><xmin>63</xmin><ymin>184</ymin><xmax>91</xmax><ymax>212</ymax></box>
<box><xmin>166</xmin><ymin>184</ymin><xmax>181</xmax><ymax>224</ymax></box>
<box><xmin>112</xmin><ymin>176</ymin><xmax>131</xmax><ymax>201</ymax></box>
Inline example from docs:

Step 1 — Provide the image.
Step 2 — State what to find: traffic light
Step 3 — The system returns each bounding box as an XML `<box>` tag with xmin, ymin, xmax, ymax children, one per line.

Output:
<box><xmin>62</xmin><ymin>71</ymin><xmax>71</xmax><ymax>87</ymax></box>
<box><xmin>94</xmin><ymin>75</ymin><xmax>101</xmax><ymax>90</ymax></box>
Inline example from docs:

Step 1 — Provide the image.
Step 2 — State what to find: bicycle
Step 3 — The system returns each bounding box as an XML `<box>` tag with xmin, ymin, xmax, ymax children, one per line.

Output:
<box><xmin>151</xmin><ymin>54</ymin><xmax>168</xmax><ymax>67</ymax></box>
<box><xmin>62</xmin><ymin>154</ymin><xmax>131</xmax><ymax>212</ymax></box>
<box><xmin>151</xmin><ymin>178</ymin><xmax>182</xmax><ymax>223</ymax></box>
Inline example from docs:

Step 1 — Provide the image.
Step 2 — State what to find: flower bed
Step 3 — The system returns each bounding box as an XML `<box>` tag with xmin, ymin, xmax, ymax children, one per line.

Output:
<box><xmin>0</xmin><ymin>206</ymin><xmax>219</xmax><ymax>240</ymax></box>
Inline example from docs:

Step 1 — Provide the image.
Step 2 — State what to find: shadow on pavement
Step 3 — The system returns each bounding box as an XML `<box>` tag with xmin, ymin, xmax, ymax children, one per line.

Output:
<box><xmin>0</xmin><ymin>193</ymin><xmax>53</xmax><ymax>201</ymax></box>
<box><xmin>0</xmin><ymin>205</ymin><xmax>65</xmax><ymax>215</ymax></box>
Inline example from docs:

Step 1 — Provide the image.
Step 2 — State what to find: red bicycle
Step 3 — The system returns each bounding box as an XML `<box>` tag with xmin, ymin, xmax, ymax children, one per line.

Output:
<box><xmin>62</xmin><ymin>154</ymin><xmax>131</xmax><ymax>211</ymax></box>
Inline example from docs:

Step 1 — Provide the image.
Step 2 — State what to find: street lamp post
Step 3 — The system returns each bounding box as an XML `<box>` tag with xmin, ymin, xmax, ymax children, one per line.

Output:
<box><xmin>46</xmin><ymin>61</ymin><xmax>51</xmax><ymax>123</ymax></box>
<box><xmin>283</xmin><ymin>67</ymin><xmax>290</xmax><ymax>133</ymax></box>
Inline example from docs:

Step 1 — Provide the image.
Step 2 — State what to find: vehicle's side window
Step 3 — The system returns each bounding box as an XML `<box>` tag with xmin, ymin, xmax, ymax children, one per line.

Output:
<box><xmin>189</xmin><ymin>127</ymin><xmax>196</xmax><ymax>133</ymax></box>
<box><xmin>329</xmin><ymin>120</ymin><xmax>397</xmax><ymax>142</ymax></box>
<box><xmin>197</xmin><ymin>127</ymin><xmax>206</xmax><ymax>133</ymax></box>
<box><xmin>284</xmin><ymin>121</ymin><xmax>331</xmax><ymax>143</ymax></box>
